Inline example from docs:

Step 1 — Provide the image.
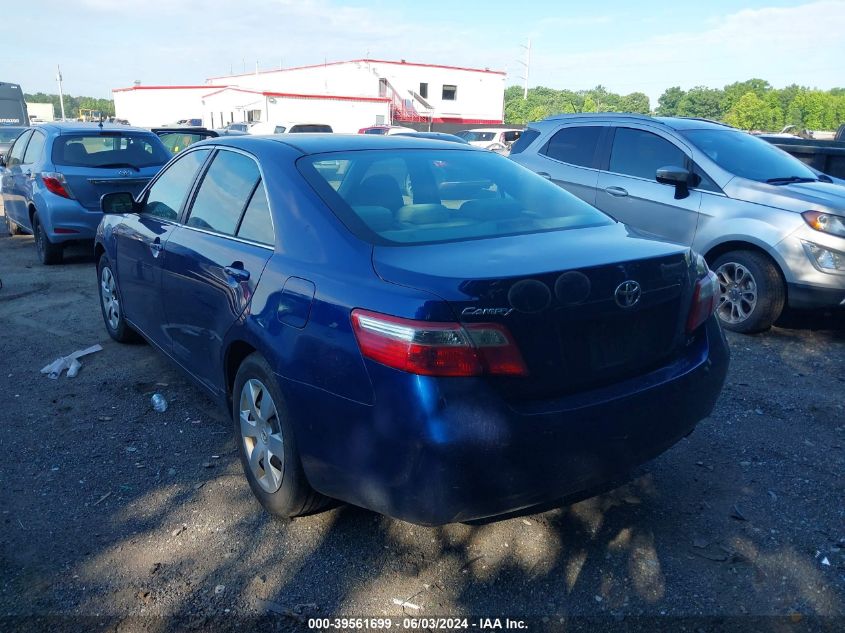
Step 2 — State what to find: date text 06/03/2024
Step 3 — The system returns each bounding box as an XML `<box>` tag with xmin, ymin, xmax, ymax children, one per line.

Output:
<box><xmin>307</xmin><ymin>617</ymin><xmax>529</xmax><ymax>630</ymax></box>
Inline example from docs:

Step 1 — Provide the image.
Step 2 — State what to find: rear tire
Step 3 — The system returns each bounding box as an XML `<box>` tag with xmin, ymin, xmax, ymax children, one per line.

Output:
<box><xmin>712</xmin><ymin>250</ymin><xmax>785</xmax><ymax>334</ymax></box>
<box><xmin>33</xmin><ymin>212</ymin><xmax>63</xmax><ymax>265</ymax></box>
<box><xmin>233</xmin><ymin>353</ymin><xmax>329</xmax><ymax>519</ymax></box>
<box><xmin>97</xmin><ymin>254</ymin><xmax>140</xmax><ymax>343</ymax></box>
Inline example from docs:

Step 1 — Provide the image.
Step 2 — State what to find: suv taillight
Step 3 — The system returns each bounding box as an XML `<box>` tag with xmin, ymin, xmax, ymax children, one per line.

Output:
<box><xmin>350</xmin><ymin>309</ymin><xmax>527</xmax><ymax>377</ymax></box>
<box><xmin>41</xmin><ymin>172</ymin><xmax>74</xmax><ymax>199</ymax></box>
<box><xmin>686</xmin><ymin>270</ymin><xmax>719</xmax><ymax>333</ymax></box>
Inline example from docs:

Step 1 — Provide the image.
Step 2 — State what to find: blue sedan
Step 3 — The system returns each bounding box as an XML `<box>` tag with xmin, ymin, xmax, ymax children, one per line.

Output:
<box><xmin>95</xmin><ymin>134</ymin><xmax>729</xmax><ymax>525</ymax></box>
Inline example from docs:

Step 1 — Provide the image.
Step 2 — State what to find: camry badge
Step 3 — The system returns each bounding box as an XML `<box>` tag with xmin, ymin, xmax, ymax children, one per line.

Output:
<box><xmin>614</xmin><ymin>280</ymin><xmax>641</xmax><ymax>308</ymax></box>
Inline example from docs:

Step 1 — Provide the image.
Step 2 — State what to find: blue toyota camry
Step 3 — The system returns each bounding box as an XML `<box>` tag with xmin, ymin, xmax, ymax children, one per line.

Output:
<box><xmin>95</xmin><ymin>134</ymin><xmax>729</xmax><ymax>525</ymax></box>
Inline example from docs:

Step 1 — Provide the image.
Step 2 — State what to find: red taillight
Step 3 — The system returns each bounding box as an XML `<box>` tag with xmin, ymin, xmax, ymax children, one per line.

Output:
<box><xmin>41</xmin><ymin>173</ymin><xmax>73</xmax><ymax>199</ymax></box>
<box><xmin>686</xmin><ymin>270</ymin><xmax>719</xmax><ymax>333</ymax></box>
<box><xmin>350</xmin><ymin>309</ymin><xmax>528</xmax><ymax>377</ymax></box>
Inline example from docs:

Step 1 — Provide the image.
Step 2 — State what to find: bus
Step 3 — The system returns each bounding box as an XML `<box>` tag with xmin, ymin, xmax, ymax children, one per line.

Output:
<box><xmin>0</xmin><ymin>82</ymin><xmax>29</xmax><ymax>125</ymax></box>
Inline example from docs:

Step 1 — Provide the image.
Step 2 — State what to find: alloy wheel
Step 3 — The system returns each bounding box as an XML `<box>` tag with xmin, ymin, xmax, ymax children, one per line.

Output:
<box><xmin>239</xmin><ymin>379</ymin><xmax>284</xmax><ymax>493</ymax></box>
<box><xmin>100</xmin><ymin>266</ymin><xmax>121</xmax><ymax>330</ymax></box>
<box><xmin>715</xmin><ymin>261</ymin><xmax>758</xmax><ymax>324</ymax></box>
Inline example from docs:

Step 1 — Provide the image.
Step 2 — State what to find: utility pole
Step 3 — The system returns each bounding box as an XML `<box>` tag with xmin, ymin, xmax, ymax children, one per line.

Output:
<box><xmin>517</xmin><ymin>39</ymin><xmax>531</xmax><ymax>100</ymax></box>
<box><xmin>56</xmin><ymin>65</ymin><xmax>66</xmax><ymax>121</ymax></box>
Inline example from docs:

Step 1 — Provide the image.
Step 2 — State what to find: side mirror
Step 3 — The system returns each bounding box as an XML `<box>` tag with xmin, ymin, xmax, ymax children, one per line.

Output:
<box><xmin>656</xmin><ymin>166</ymin><xmax>692</xmax><ymax>200</ymax></box>
<box><xmin>0</xmin><ymin>154</ymin><xmax>6</xmax><ymax>168</ymax></box>
<box><xmin>101</xmin><ymin>191</ymin><xmax>136</xmax><ymax>214</ymax></box>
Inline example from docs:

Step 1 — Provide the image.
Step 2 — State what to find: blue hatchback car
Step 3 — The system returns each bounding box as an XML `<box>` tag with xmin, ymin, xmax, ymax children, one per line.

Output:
<box><xmin>95</xmin><ymin>134</ymin><xmax>729</xmax><ymax>525</ymax></box>
<box><xmin>1</xmin><ymin>122</ymin><xmax>170</xmax><ymax>264</ymax></box>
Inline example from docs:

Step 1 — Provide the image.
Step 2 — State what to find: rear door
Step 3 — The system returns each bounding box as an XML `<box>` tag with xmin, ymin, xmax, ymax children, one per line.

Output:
<box><xmin>160</xmin><ymin>148</ymin><xmax>274</xmax><ymax>394</ymax></box>
<box><xmin>52</xmin><ymin>131</ymin><xmax>170</xmax><ymax>210</ymax></box>
<box><xmin>1</xmin><ymin>129</ymin><xmax>33</xmax><ymax>228</ymax></box>
<box><xmin>516</xmin><ymin>125</ymin><xmax>606</xmax><ymax>205</ymax></box>
<box><xmin>596</xmin><ymin>126</ymin><xmax>701</xmax><ymax>245</ymax></box>
<box><xmin>115</xmin><ymin>148</ymin><xmax>212</xmax><ymax>346</ymax></box>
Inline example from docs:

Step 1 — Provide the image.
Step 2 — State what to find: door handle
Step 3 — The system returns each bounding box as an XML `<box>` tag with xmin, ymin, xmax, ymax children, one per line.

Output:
<box><xmin>604</xmin><ymin>186</ymin><xmax>629</xmax><ymax>197</ymax></box>
<box><xmin>149</xmin><ymin>237</ymin><xmax>162</xmax><ymax>257</ymax></box>
<box><xmin>536</xmin><ymin>171</ymin><xmax>552</xmax><ymax>180</ymax></box>
<box><xmin>224</xmin><ymin>264</ymin><xmax>250</xmax><ymax>282</ymax></box>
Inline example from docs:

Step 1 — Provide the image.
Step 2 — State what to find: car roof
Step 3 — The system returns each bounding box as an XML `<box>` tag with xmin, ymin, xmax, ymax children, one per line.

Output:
<box><xmin>199</xmin><ymin>133</ymin><xmax>483</xmax><ymax>154</ymax></box>
<box><xmin>536</xmin><ymin>113</ymin><xmax>732</xmax><ymax>131</ymax></box>
<box><xmin>37</xmin><ymin>121</ymin><xmax>156</xmax><ymax>135</ymax></box>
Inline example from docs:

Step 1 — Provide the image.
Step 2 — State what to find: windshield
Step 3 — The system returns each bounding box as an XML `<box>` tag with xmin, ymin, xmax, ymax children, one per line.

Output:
<box><xmin>298</xmin><ymin>148</ymin><xmax>613</xmax><ymax>246</ymax></box>
<box><xmin>461</xmin><ymin>131</ymin><xmax>496</xmax><ymax>142</ymax></box>
<box><xmin>0</xmin><ymin>127</ymin><xmax>25</xmax><ymax>143</ymax></box>
<box><xmin>52</xmin><ymin>133</ymin><xmax>170</xmax><ymax>168</ymax></box>
<box><xmin>682</xmin><ymin>129</ymin><xmax>818</xmax><ymax>183</ymax></box>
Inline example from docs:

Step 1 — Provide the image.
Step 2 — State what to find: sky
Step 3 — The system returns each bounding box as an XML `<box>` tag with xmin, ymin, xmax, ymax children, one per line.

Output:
<box><xmin>2</xmin><ymin>0</ymin><xmax>844</xmax><ymax>108</ymax></box>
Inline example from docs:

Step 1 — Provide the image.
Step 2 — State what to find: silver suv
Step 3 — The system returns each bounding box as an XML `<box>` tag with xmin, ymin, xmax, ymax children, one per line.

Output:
<box><xmin>510</xmin><ymin>114</ymin><xmax>845</xmax><ymax>332</ymax></box>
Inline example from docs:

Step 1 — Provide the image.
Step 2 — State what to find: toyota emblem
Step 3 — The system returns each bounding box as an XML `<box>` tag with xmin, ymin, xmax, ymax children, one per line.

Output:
<box><xmin>614</xmin><ymin>280</ymin><xmax>641</xmax><ymax>308</ymax></box>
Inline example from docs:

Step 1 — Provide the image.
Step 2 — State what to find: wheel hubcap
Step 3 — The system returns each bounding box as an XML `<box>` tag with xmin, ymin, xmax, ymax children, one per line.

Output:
<box><xmin>100</xmin><ymin>267</ymin><xmax>121</xmax><ymax>330</ymax></box>
<box><xmin>715</xmin><ymin>262</ymin><xmax>758</xmax><ymax>324</ymax></box>
<box><xmin>239</xmin><ymin>379</ymin><xmax>284</xmax><ymax>493</ymax></box>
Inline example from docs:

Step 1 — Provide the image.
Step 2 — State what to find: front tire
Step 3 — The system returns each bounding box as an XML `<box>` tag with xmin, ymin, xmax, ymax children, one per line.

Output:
<box><xmin>712</xmin><ymin>250</ymin><xmax>785</xmax><ymax>333</ymax></box>
<box><xmin>233</xmin><ymin>353</ymin><xmax>329</xmax><ymax>519</ymax></box>
<box><xmin>33</xmin><ymin>212</ymin><xmax>63</xmax><ymax>265</ymax></box>
<box><xmin>97</xmin><ymin>254</ymin><xmax>140</xmax><ymax>343</ymax></box>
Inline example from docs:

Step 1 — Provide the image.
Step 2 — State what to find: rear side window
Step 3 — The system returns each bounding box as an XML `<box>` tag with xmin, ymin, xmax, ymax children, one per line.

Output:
<box><xmin>542</xmin><ymin>126</ymin><xmax>602</xmax><ymax>167</ymax></box>
<box><xmin>52</xmin><ymin>133</ymin><xmax>170</xmax><ymax>168</ymax></box>
<box><xmin>609</xmin><ymin>128</ymin><xmax>686</xmax><ymax>180</ymax></box>
<box><xmin>7</xmin><ymin>130</ymin><xmax>32</xmax><ymax>167</ymax></box>
<box><xmin>236</xmin><ymin>181</ymin><xmax>273</xmax><ymax>245</ymax></box>
<box><xmin>23</xmin><ymin>131</ymin><xmax>46</xmax><ymax>164</ymax></box>
<box><xmin>186</xmin><ymin>150</ymin><xmax>260</xmax><ymax>235</ymax></box>
<box><xmin>508</xmin><ymin>128</ymin><xmax>540</xmax><ymax>155</ymax></box>
<box><xmin>158</xmin><ymin>132</ymin><xmax>208</xmax><ymax>154</ymax></box>
<box><xmin>143</xmin><ymin>149</ymin><xmax>210</xmax><ymax>221</ymax></box>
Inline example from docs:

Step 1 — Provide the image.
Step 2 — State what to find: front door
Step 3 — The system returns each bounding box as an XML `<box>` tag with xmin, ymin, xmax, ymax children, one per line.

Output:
<box><xmin>1</xmin><ymin>130</ymin><xmax>33</xmax><ymax>228</ymax></box>
<box><xmin>595</xmin><ymin>126</ymin><xmax>701</xmax><ymax>245</ymax></box>
<box><xmin>114</xmin><ymin>148</ymin><xmax>211</xmax><ymax>346</ymax></box>
<box><xmin>160</xmin><ymin>148</ymin><xmax>274</xmax><ymax>395</ymax></box>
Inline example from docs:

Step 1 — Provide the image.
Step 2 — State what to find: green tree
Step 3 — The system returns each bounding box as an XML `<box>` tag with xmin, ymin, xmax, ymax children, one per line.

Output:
<box><xmin>676</xmin><ymin>86</ymin><xmax>724</xmax><ymax>120</ymax></box>
<box><xmin>724</xmin><ymin>91</ymin><xmax>771</xmax><ymax>130</ymax></box>
<box><xmin>618</xmin><ymin>92</ymin><xmax>650</xmax><ymax>114</ymax></box>
<box><xmin>656</xmin><ymin>86</ymin><xmax>685</xmax><ymax>116</ymax></box>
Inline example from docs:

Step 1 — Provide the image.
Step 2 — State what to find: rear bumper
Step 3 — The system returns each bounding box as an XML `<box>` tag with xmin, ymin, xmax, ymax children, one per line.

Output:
<box><xmin>39</xmin><ymin>199</ymin><xmax>102</xmax><ymax>242</ymax></box>
<box><xmin>284</xmin><ymin>316</ymin><xmax>729</xmax><ymax>525</ymax></box>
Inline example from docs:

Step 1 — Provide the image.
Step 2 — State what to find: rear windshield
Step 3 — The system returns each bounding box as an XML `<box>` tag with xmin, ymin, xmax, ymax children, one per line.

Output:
<box><xmin>52</xmin><ymin>133</ymin><xmax>169</xmax><ymax>168</ymax></box>
<box><xmin>0</xmin><ymin>127</ymin><xmax>26</xmax><ymax>143</ymax></box>
<box><xmin>289</xmin><ymin>124</ymin><xmax>332</xmax><ymax>133</ymax></box>
<box><xmin>298</xmin><ymin>148</ymin><xmax>612</xmax><ymax>246</ymax></box>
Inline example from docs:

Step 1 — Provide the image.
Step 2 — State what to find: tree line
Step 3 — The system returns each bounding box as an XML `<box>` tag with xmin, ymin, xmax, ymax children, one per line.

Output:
<box><xmin>23</xmin><ymin>93</ymin><xmax>115</xmax><ymax>120</ymax></box>
<box><xmin>504</xmin><ymin>79</ymin><xmax>845</xmax><ymax>132</ymax></box>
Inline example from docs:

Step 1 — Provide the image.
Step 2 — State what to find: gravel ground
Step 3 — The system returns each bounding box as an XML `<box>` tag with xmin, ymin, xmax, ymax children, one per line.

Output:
<box><xmin>0</xmin><ymin>217</ymin><xmax>843</xmax><ymax>633</ymax></box>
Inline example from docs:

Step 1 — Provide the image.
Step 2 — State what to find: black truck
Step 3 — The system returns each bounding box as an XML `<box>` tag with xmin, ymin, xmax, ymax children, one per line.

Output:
<box><xmin>760</xmin><ymin>124</ymin><xmax>845</xmax><ymax>180</ymax></box>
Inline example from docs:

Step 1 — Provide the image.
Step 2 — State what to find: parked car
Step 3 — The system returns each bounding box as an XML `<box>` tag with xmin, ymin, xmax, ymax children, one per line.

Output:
<box><xmin>0</xmin><ymin>122</ymin><xmax>170</xmax><ymax>263</ymax></box>
<box><xmin>0</xmin><ymin>124</ymin><xmax>27</xmax><ymax>158</ymax></box>
<box><xmin>222</xmin><ymin>122</ymin><xmax>255</xmax><ymax>133</ymax></box>
<box><xmin>456</xmin><ymin>127</ymin><xmax>523</xmax><ymax>151</ymax></box>
<box><xmin>153</xmin><ymin>127</ymin><xmax>219</xmax><ymax>154</ymax></box>
<box><xmin>759</xmin><ymin>131</ymin><xmax>845</xmax><ymax>181</ymax></box>
<box><xmin>357</xmin><ymin>125</ymin><xmax>415</xmax><ymax>135</ymax></box>
<box><xmin>510</xmin><ymin>114</ymin><xmax>845</xmax><ymax>332</ymax></box>
<box><xmin>95</xmin><ymin>134</ymin><xmax>728</xmax><ymax>525</ymax></box>
<box><xmin>249</xmin><ymin>122</ymin><xmax>333</xmax><ymax>134</ymax></box>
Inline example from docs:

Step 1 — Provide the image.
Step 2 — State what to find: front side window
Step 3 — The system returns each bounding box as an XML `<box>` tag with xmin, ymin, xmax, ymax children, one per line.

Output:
<box><xmin>186</xmin><ymin>150</ymin><xmax>260</xmax><ymax>235</ymax></box>
<box><xmin>609</xmin><ymin>128</ymin><xmax>687</xmax><ymax>180</ymax></box>
<box><xmin>52</xmin><ymin>133</ymin><xmax>170</xmax><ymax>168</ymax></box>
<box><xmin>7</xmin><ymin>130</ymin><xmax>32</xmax><ymax>167</ymax></box>
<box><xmin>681</xmin><ymin>128</ymin><xmax>818</xmax><ymax>183</ymax></box>
<box><xmin>542</xmin><ymin>126</ymin><xmax>603</xmax><ymax>168</ymax></box>
<box><xmin>298</xmin><ymin>148</ymin><xmax>612</xmax><ymax>246</ymax></box>
<box><xmin>442</xmin><ymin>85</ymin><xmax>457</xmax><ymax>101</ymax></box>
<box><xmin>22</xmin><ymin>131</ymin><xmax>46</xmax><ymax>164</ymax></box>
<box><xmin>143</xmin><ymin>149</ymin><xmax>210</xmax><ymax>221</ymax></box>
